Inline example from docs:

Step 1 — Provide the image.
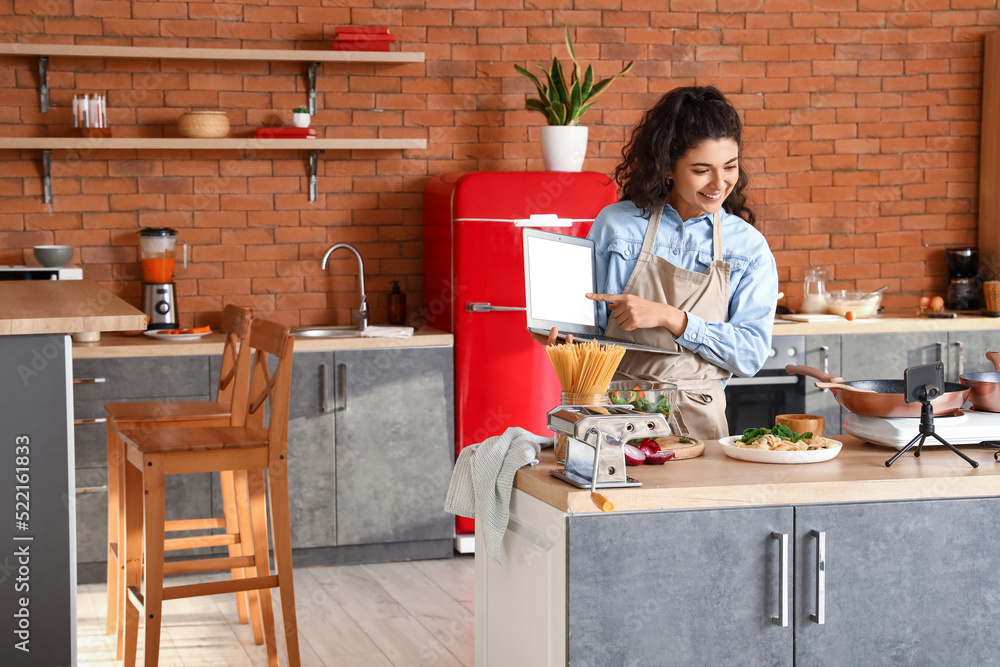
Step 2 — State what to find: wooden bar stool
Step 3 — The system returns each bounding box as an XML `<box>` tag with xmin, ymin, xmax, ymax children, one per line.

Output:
<box><xmin>119</xmin><ymin>318</ymin><xmax>300</xmax><ymax>667</ymax></box>
<box><xmin>104</xmin><ymin>305</ymin><xmax>260</xmax><ymax>655</ymax></box>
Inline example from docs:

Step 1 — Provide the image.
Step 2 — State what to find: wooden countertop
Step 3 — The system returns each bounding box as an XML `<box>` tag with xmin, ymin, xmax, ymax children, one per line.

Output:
<box><xmin>772</xmin><ymin>309</ymin><xmax>1000</xmax><ymax>335</ymax></box>
<box><xmin>515</xmin><ymin>435</ymin><xmax>1000</xmax><ymax>514</ymax></box>
<box><xmin>72</xmin><ymin>326</ymin><xmax>453</xmax><ymax>358</ymax></box>
<box><xmin>0</xmin><ymin>280</ymin><xmax>146</xmax><ymax>335</ymax></box>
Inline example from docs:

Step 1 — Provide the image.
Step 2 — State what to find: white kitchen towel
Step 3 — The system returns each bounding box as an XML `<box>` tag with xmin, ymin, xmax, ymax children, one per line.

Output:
<box><xmin>360</xmin><ymin>326</ymin><xmax>414</xmax><ymax>338</ymax></box>
<box><xmin>444</xmin><ymin>427</ymin><xmax>552</xmax><ymax>566</ymax></box>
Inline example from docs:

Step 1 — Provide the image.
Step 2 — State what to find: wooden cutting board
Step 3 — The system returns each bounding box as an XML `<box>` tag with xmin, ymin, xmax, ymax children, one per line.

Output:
<box><xmin>650</xmin><ymin>435</ymin><xmax>705</xmax><ymax>460</ymax></box>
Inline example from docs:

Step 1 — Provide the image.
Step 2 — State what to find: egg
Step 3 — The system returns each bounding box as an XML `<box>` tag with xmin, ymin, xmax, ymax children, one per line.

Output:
<box><xmin>919</xmin><ymin>296</ymin><xmax>930</xmax><ymax>310</ymax></box>
<box><xmin>930</xmin><ymin>296</ymin><xmax>945</xmax><ymax>313</ymax></box>
<box><xmin>845</xmin><ymin>311</ymin><xmax>855</xmax><ymax>321</ymax></box>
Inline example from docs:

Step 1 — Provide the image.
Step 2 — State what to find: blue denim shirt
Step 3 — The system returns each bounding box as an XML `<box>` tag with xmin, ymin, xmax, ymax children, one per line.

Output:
<box><xmin>587</xmin><ymin>200</ymin><xmax>778</xmax><ymax>379</ymax></box>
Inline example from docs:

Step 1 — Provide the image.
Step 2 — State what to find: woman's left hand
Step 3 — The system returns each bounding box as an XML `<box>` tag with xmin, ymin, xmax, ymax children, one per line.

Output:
<box><xmin>588</xmin><ymin>293</ymin><xmax>687</xmax><ymax>337</ymax></box>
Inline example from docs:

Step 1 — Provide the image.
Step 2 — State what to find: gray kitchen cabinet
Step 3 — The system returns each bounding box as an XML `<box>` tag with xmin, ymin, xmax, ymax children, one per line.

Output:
<box><xmin>946</xmin><ymin>329</ymin><xmax>999</xmax><ymax>382</ymax></box>
<box><xmin>795</xmin><ymin>499</ymin><xmax>1000</xmax><ymax>666</ymax></box>
<box><xmin>286</xmin><ymin>351</ymin><xmax>337</xmax><ymax>550</ymax></box>
<box><xmin>839</xmin><ymin>331</ymin><xmax>941</xmax><ymax>382</ymax></box>
<box><xmin>567</xmin><ymin>507</ymin><xmax>795</xmax><ymax>666</ymax></box>
<box><xmin>72</xmin><ymin>355</ymin><xmax>214</xmax><ymax>583</ymax></box>
<box><xmin>287</xmin><ymin>346</ymin><xmax>455</xmax><ymax>563</ymax></box>
<box><xmin>334</xmin><ymin>346</ymin><xmax>455</xmax><ymax>546</ymax></box>
<box><xmin>804</xmin><ymin>334</ymin><xmax>842</xmax><ymax>434</ymax></box>
<box><xmin>548</xmin><ymin>497</ymin><xmax>1000</xmax><ymax>667</ymax></box>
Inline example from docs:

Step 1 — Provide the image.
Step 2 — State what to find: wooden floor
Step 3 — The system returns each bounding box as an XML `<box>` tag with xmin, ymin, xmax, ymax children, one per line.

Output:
<box><xmin>77</xmin><ymin>555</ymin><xmax>476</xmax><ymax>666</ymax></box>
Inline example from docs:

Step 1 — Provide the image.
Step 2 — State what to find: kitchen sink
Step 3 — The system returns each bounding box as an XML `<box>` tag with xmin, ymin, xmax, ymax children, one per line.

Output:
<box><xmin>289</xmin><ymin>325</ymin><xmax>362</xmax><ymax>339</ymax></box>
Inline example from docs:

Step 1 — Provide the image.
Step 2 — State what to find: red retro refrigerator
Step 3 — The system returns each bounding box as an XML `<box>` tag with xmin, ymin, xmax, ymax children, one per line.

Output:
<box><xmin>423</xmin><ymin>171</ymin><xmax>619</xmax><ymax>551</ymax></box>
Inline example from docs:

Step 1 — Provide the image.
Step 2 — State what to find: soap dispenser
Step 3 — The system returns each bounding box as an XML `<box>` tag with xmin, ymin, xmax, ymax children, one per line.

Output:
<box><xmin>388</xmin><ymin>281</ymin><xmax>407</xmax><ymax>325</ymax></box>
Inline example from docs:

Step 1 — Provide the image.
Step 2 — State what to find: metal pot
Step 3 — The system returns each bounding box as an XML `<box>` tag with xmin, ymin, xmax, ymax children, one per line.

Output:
<box><xmin>959</xmin><ymin>351</ymin><xmax>1000</xmax><ymax>412</ymax></box>
<box><xmin>785</xmin><ymin>365</ymin><xmax>970</xmax><ymax>418</ymax></box>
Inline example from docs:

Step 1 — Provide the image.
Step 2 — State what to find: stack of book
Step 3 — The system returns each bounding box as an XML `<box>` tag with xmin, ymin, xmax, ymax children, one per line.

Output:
<box><xmin>332</xmin><ymin>26</ymin><xmax>396</xmax><ymax>52</ymax></box>
<box><xmin>254</xmin><ymin>127</ymin><xmax>317</xmax><ymax>139</ymax></box>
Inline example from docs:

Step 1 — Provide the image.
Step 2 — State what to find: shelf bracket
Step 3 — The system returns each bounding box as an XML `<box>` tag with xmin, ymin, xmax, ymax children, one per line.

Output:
<box><xmin>308</xmin><ymin>149</ymin><xmax>324</xmax><ymax>202</ymax></box>
<box><xmin>42</xmin><ymin>149</ymin><xmax>52</xmax><ymax>204</ymax></box>
<box><xmin>307</xmin><ymin>61</ymin><xmax>320</xmax><ymax>115</ymax></box>
<box><xmin>39</xmin><ymin>55</ymin><xmax>50</xmax><ymax>112</ymax></box>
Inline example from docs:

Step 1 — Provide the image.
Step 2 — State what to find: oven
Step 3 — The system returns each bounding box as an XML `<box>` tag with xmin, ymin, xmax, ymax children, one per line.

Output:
<box><xmin>725</xmin><ymin>335</ymin><xmax>806</xmax><ymax>435</ymax></box>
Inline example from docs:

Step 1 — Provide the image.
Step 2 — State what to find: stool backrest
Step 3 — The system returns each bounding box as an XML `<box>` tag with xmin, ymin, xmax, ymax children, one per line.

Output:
<box><xmin>216</xmin><ymin>305</ymin><xmax>254</xmax><ymax>409</ymax></box>
<box><xmin>242</xmin><ymin>319</ymin><xmax>295</xmax><ymax>466</ymax></box>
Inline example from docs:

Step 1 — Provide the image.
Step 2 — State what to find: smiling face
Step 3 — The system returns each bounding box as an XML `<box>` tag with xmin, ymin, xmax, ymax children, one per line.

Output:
<box><xmin>667</xmin><ymin>138</ymin><xmax>740</xmax><ymax>222</ymax></box>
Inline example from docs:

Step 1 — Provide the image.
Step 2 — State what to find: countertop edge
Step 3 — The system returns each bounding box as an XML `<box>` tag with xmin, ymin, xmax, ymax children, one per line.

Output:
<box><xmin>71</xmin><ymin>327</ymin><xmax>454</xmax><ymax>358</ymax></box>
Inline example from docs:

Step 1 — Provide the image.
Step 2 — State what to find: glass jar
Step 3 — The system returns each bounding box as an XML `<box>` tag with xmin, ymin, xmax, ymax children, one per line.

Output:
<box><xmin>801</xmin><ymin>267</ymin><xmax>828</xmax><ymax>314</ymax></box>
<box><xmin>554</xmin><ymin>391</ymin><xmax>609</xmax><ymax>463</ymax></box>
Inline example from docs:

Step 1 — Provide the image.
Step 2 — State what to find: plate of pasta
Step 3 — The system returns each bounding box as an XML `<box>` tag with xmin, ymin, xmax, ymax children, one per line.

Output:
<box><xmin>718</xmin><ymin>434</ymin><xmax>843</xmax><ymax>464</ymax></box>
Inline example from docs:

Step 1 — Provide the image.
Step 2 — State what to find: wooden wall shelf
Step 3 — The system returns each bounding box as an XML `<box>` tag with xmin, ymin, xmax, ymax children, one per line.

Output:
<box><xmin>0</xmin><ymin>137</ymin><xmax>427</xmax><ymax>151</ymax></box>
<box><xmin>0</xmin><ymin>42</ymin><xmax>428</xmax><ymax>204</ymax></box>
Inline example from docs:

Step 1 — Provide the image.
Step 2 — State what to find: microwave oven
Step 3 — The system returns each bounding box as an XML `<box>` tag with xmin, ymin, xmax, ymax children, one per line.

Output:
<box><xmin>0</xmin><ymin>266</ymin><xmax>83</xmax><ymax>280</ymax></box>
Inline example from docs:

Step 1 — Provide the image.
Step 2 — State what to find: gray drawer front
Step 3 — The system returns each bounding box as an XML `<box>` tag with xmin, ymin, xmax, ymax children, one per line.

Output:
<box><xmin>73</xmin><ymin>356</ymin><xmax>211</xmax><ymax>401</ymax></box>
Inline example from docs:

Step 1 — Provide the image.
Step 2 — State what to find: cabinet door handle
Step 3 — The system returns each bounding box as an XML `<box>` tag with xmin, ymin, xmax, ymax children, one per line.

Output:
<box><xmin>320</xmin><ymin>363</ymin><xmax>330</xmax><ymax>413</ymax></box>
<box><xmin>76</xmin><ymin>485</ymin><xmax>107</xmax><ymax>494</ymax></box>
<box><xmin>953</xmin><ymin>341</ymin><xmax>964</xmax><ymax>380</ymax></box>
<box><xmin>810</xmin><ymin>529</ymin><xmax>826</xmax><ymax>625</ymax></box>
<box><xmin>74</xmin><ymin>417</ymin><xmax>106</xmax><ymax>425</ymax></box>
<box><xmin>819</xmin><ymin>345</ymin><xmax>829</xmax><ymax>390</ymax></box>
<box><xmin>73</xmin><ymin>377</ymin><xmax>106</xmax><ymax>384</ymax></box>
<box><xmin>335</xmin><ymin>362</ymin><xmax>347</xmax><ymax>412</ymax></box>
<box><xmin>771</xmin><ymin>531</ymin><xmax>789</xmax><ymax>627</ymax></box>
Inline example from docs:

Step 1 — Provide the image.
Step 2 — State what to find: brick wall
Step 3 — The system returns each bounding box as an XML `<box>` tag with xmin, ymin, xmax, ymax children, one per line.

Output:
<box><xmin>1</xmin><ymin>1</ymin><xmax>997</xmax><ymax>325</ymax></box>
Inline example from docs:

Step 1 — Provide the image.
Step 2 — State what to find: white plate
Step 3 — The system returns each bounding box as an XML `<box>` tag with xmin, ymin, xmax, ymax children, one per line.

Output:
<box><xmin>143</xmin><ymin>330</ymin><xmax>212</xmax><ymax>342</ymax></box>
<box><xmin>718</xmin><ymin>435</ymin><xmax>843</xmax><ymax>464</ymax></box>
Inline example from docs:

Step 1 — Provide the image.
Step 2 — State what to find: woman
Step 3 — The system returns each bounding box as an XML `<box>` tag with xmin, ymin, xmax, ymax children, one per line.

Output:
<box><xmin>547</xmin><ymin>85</ymin><xmax>778</xmax><ymax>439</ymax></box>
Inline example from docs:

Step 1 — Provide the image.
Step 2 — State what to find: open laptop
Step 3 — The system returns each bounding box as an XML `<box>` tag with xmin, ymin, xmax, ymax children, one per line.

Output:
<box><xmin>522</xmin><ymin>228</ymin><xmax>678</xmax><ymax>354</ymax></box>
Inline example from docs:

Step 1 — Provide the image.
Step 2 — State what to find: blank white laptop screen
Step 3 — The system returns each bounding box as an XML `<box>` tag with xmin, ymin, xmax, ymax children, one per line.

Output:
<box><xmin>525</xmin><ymin>235</ymin><xmax>596</xmax><ymax>328</ymax></box>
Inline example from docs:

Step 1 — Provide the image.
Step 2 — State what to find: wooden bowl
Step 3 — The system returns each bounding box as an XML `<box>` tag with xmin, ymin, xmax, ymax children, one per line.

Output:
<box><xmin>177</xmin><ymin>110</ymin><xmax>230</xmax><ymax>138</ymax></box>
<box><xmin>775</xmin><ymin>413</ymin><xmax>825</xmax><ymax>437</ymax></box>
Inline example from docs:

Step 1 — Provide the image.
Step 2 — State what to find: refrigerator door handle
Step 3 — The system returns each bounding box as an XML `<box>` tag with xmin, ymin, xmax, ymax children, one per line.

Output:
<box><xmin>466</xmin><ymin>302</ymin><xmax>527</xmax><ymax>313</ymax></box>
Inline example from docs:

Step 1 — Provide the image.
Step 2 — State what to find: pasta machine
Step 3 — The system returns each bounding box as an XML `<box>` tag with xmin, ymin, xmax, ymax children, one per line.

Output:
<box><xmin>547</xmin><ymin>404</ymin><xmax>671</xmax><ymax>497</ymax></box>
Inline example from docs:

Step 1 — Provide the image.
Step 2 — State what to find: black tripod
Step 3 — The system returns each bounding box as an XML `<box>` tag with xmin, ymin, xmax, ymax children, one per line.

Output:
<box><xmin>885</xmin><ymin>388</ymin><xmax>979</xmax><ymax>468</ymax></box>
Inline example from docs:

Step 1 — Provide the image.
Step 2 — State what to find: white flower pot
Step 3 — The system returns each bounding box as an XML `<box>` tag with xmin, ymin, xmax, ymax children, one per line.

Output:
<box><xmin>540</xmin><ymin>125</ymin><xmax>589</xmax><ymax>172</ymax></box>
<box><xmin>292</xmin><ymin>112</ymin><xmax>311</xmax><ymax>128</ymax></box>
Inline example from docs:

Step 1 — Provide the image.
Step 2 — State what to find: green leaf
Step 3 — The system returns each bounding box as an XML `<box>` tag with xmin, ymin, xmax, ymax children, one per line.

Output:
<box><xmin>565</xmin><ymin>27</ymin><xmax>582</xmax><ymax>88</ymax></box>
<box><xmin>568</xmin><ymin>81</ymin><xmax>583</xmax><ymax>123</ymax></box>
<box><xmin>549</xmin><ymin>58</ymin><xmax>570</xmax><ymax>107</ymax></box>
<box><xmin>550</xmin><ymin>100</ymin><xmax>566</xmax><ymax>126</ymax></box>
<box><xmin>525</xmin><ymin>98</ymin><xmax>549</xmax><ymax>114</ymax></box>
<box><xmin>581</xmin><ymin>65</ymin><xmax>594</xmax><ymax>100</ymax></box>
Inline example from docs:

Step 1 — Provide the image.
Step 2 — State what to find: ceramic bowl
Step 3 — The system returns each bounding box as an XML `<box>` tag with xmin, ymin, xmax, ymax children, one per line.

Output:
<box><xmin>775</xmin><ymin>413</ymin><xmax>825</xmax><ymax>438</ymax></box>
<box><xmin>33</xmin><ymin>245</ymin><xmax>74</xmax><ymax>267</ymax></box>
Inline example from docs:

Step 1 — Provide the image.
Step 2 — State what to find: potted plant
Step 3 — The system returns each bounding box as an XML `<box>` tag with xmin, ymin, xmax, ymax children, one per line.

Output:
<box><xmin>292</xmin><ymin>106</ymin><xmax>311</xmax><ymax>128</ymax></box>
<box><xmin>516</xmin><ymin>27</ymin><xmax>633</xmax><ymax>171</ymax></box>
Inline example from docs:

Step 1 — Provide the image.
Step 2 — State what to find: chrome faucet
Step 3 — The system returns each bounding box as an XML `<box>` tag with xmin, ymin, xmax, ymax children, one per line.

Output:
<box><xmin>320</xmin><ymin>243</ymin><xmax>368</xmax><ymax>332</ymax></box>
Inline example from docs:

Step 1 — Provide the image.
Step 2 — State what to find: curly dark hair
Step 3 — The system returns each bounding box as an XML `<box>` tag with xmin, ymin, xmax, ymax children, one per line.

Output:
<box><xmin>613</xmin><ymin>85</ymin><xmax>756</xmax><ymax>227</ymax></box>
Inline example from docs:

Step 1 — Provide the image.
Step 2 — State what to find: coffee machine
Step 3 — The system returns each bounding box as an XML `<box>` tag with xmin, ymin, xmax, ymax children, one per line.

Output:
<box><xmin>139</xmin><ymin>227</ymin><xmax>179</xmax><ymax>330</ymax></box>
<box><xmin>944</xmin><ymin>247</ymin><xmax>983</xmax><ymax>311</ymax></box>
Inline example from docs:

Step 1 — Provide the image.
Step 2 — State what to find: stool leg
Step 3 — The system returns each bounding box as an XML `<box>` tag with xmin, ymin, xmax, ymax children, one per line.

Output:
<box><xmin>142</xmin><ymin>455</ymin><xmax>167</xmax><ymax>667</ymax></box>
<box><xmin>235</xmin><ymin>469</ymin><xmax>264</xmax><ymax>645</ymax></box>
<box><xmin>267</xmin><ymin>464</ymin><xmax>301</xmax><ymax>667</ymax></box>
<box><xmin>248</xmin><ymin>468</ymin><xmax>279</xmax><ymax>667</ymax></box>
<box><xmin>219</xmin><ymin>469</ymin><xmax>250</xmax><ymax>625</ymax></box>
<box><xmin>122</xmin><ymin>456</ymin><xmax>143</xmax><ymax>667</ymax></box>
<box><xmin>106</xmin><ymin>417</ymin><xmax>120</xmax><ymax>636</ymax></box>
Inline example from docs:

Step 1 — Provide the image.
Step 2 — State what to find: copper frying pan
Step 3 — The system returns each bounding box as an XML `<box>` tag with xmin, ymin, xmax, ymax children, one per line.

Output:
<box><xmin>785</xmin><ymin>365</ymin><xmax>970</xmax><ymax>418</ymax></box>
<box><xmin>958</xmin><ymin>351</ymin><xmax>1000</xmax><ymax>412</ymax></box>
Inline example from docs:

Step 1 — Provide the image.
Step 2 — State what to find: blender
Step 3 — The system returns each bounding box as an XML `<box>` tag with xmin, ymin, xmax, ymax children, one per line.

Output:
<box><xmin>140</xmin><ymin>227</ymin><xmax>179</xmax><ymax>330</ymax></box>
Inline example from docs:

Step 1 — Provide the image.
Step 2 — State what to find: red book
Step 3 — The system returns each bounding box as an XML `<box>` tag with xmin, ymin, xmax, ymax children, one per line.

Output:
<box><xmin>335</xmin><ymin>26</ymin><xmax>391</xmax><ymax>34</ymax></box>
<box><xmin>335</xmin><ymin>33</ymin><xmax>397</xmax><ymax>42</ymax></box>
<box><xmin>254</xmin><ymin>127</ymin><xmax>317</xmax><ymax>138</ymax></box>
<box><xmin>330</xmin><ymin>42</ymin><xmax>394</xmax><ymax>52</ymax></box>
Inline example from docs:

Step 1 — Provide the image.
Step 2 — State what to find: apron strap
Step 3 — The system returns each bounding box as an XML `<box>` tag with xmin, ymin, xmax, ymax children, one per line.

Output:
<box><xmin>639</xmin><ymin>204</ymin><xmax>664</xmax><ymax>256</ymax></box>
<box><xmin>712</xmin><ymin>209</ymin><xmax>722</xmax><ymax>262</ymax></box>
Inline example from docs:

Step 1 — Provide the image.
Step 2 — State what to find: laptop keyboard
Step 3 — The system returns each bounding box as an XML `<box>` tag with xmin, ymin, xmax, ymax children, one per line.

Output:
<box><xmin>569</xmin><ymin>332</ymin><xmax>640</xmax><ymax>346</ymax></box>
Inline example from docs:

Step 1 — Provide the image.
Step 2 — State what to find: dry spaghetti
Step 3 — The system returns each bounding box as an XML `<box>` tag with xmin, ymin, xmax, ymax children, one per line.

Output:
<box><xmin>546</xmin><ymin>340</ymin><xmax>626</xmax><ymax>395</ymax></box>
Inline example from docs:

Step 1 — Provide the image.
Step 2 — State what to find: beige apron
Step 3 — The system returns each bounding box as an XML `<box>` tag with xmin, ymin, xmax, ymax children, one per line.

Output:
<box><xmin>605</xmin><ymin>204</ymin><xmax>732</xmax><ymax>439</ymax></box>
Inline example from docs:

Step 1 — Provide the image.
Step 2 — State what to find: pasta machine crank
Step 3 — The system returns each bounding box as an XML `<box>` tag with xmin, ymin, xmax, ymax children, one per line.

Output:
<box><xmin>547</xmin><ymin>405</ymin><xmax>672</xmax><ymax>507</ymax></box>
